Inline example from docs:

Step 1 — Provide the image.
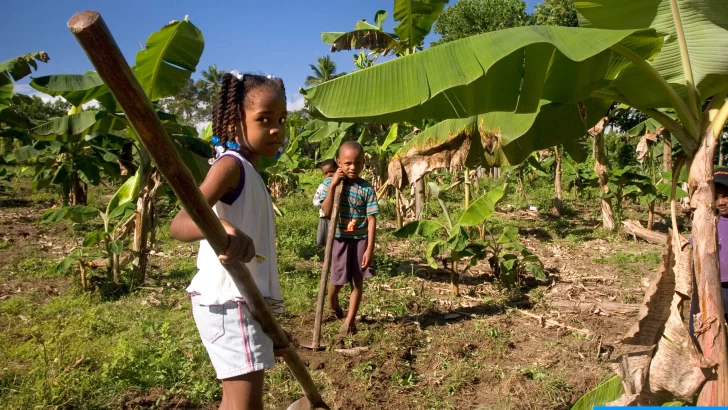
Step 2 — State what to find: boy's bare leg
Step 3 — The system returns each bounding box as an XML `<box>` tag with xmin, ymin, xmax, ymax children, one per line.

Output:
<box><xmin>220</xmin><ymin>370</ymin><xmax>264</xmax><ymax>410</ymax></box>
<box><xmin>342</xmin><ymin>276</ymin><xmax>363</xmax><ymax>333</ymax></box>
<box><xmin>328</xmin><ymin>284</ymin><xmax>344</xmax><ymax>319</ymax></box>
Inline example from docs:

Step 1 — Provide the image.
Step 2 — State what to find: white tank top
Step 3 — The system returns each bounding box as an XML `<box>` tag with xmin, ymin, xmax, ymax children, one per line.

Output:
<box><xmin>187</xmin><ymin>151</ymin><xmax>283</xmax><ymax>313</ymax></box>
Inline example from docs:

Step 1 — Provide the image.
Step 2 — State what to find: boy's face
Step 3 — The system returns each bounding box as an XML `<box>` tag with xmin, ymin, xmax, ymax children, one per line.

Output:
<box><xmin>337</xmin><ymin>146</ymin><xmax>364</xmax><ymax>180</ymax></box>
<box><xmin>717</xmin><ymin>184</ymin><xmax>728</xmax><ymax>217</ymax></box>
<box><xmin>321</xmin><ymin>164</ymin><xmax>336</xmax><ymax>179</ymax></box>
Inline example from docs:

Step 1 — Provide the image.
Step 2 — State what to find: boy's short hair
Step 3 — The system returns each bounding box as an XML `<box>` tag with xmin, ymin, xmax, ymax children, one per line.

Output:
<box><xmin>318</xmin><ymin>159</ymin><xmax>337</xmax><ymax>170</ymax></box>
<box><xmin>716</xmin><ymin>167</ymin><xmax>728</xmax><ymax>189</ymax></box>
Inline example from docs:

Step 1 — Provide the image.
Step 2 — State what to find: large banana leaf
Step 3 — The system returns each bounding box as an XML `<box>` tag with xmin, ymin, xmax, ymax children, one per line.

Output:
<box><xmin>392</xmin><ymin>0</ymin><xmax>449</xmax><ymax>48</ymax></box>
<box><xmin>386</xmin><ymin>97</ymin><xmax>608</xmax><ymax>178</ymax></box>
<box><xmin>134</xmin><ymin>16</ymin><xmax>204</xmax><ymax>101</ymax></box>
<box><xmin>301</xmin><ymin>26</ymin><xmax>661</xmax><ymax>122</ymax></box>
<box><xmin>456</xmin><ymin>184</ymin><xmax>507</xmax><ymax>227</ymax></box>
<box><xmin>576</xmin><ymin>0</ymin><xmax>728</xmax><ymax>107</ymax></box>
<box><xmin>30</xmin><ymin>73</ymin><xmax>109</xmax><ymax>107</ymax></box>
<box><xmin>570</xmin><ymin>375</ymin><xmax>624</xmax><ymax>410</ymax></box>
<box><xmin>0</xmin><ymin>51</ymin><xmax>49</xmax><ymax>112</ymax></box>
<box><xmin>300</xmin><ymin>120</ymin><xmax>345</xmax><ymax>143</ymax></box>
<box><xmin>387</xmin><ymin>115</ymin><xmax>488</xmax><ymax>188</ymax></box>
<box><xmin>0</xmin><ymin>73</ymin><xmax>12</xmax><ymax>112</ymax></box>
<box><xmin>0</xmin><ymin>51</ymin><xmax>49</xmax><ymax>81</ymax></box>
<box><xmin>29</xmin><ymin>111</ymin><xmax>109</xmax><ymax>138</ymax></box>
<box><xmin>324</xmin><ymin>29</ymin><xmax>401</xmax><ymax>55</ymax></box>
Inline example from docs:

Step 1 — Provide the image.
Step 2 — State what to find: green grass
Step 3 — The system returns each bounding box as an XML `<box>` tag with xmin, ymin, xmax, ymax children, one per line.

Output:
<box><xmin>593</xmin><ymin>251</ymin><xmax>661</xmax><ymax>265</ymax></box>
<box><xmin>0</xmin><ymin>169</ymin><xmax>651</xmax><ymax>409</ymax></box>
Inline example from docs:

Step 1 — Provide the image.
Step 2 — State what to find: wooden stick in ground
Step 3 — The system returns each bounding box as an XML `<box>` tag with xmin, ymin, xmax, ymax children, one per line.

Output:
<box><xmin>306</xmin><ymin>184</ymin><xmax>343</xmax><ymax>350</ymax></box>
<box><xmin>66</xmin><ymin>11</ymin><xmax>328</xmax><ymax>410</ymax></box>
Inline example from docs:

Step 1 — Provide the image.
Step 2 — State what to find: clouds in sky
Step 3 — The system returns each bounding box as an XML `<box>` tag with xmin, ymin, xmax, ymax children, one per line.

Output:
<box><xmin>287</xmin><ymin>92</ymin><xmax>305</xmax><ymax>111</ymax></box>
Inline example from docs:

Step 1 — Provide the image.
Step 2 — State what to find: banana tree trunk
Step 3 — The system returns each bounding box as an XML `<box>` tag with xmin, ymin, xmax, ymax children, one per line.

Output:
<box><xmin>118</xmin><ymin>140</ymin><xmax>137</xmax><ymax>176</ymax></box>
<box><xmin>372</xmin><ymin>157</ymin><xmax>387</xmax><ymax>192</ymax></box>
<box><xmin>414</xmin><ymin>178</ymin><xmax>425</xmax><ymax>220</ymax></box>
<box><xmin>395</xmin><ymin>188</ymin><xmax>403</xmax><ymax>229</ymax></box>
<box><xmin>464</xmin><ymin>167</ymin><xmax>470</xmax><ymax>209</ymax></box>
<box><xmin>79</xmin><ymin>261</ymin><xmax>87</xmax><ymax>291</ymax></box>
<box><xmin>131</xmin><ymin>168</ymin><xmax>161</xmax><ymax>285</ymax></box>
<box><xmin>69</xmin><ymin>172</ymin><xmax>87</xmax><ymax>205</ymax></box>
<box><xmin>662</xmin><ymin>129</ymin><xmax>672</xmax><ymax>173</ymax></box>
<box><xmin>450</xmin><ymin>260</ymin><xmax>460</xmax><ymax>296</ymax></box>
<box><xmin>690</xmin><ymin>130</ymin><xmax>728</xmax><ymax>405</ymax></box>
<box><xmin>593</xmin><ymin>119</ymin><xmax>615</xmax><ymax>230</ymax></box>
<box><xmin>553</xmin><ymin>147</ymin><xmax>563</xmax><ymax>216</ymax></box>
<box><xmin>647</xmin><ymin>201</ymin><xmax>655</xmax><ymax>230</ymax></box>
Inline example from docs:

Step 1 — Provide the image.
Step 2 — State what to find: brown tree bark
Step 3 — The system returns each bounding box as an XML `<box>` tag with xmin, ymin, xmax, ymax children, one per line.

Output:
<box><xmin>591</xmin><ymin>117</ymin><xmax>615</xmax><ymax>230</ymax></box>
<box><xmin>690</xmin><ymin>129</ymin><xmax>728</xmax><ymax>406</ymax></box>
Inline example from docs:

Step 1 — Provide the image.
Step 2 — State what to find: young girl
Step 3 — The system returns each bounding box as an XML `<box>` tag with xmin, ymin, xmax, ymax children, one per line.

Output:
<box><xmin>169</xmin><ymin>72</ymin><xmax>287</xmax><ymax>410</ymax></box>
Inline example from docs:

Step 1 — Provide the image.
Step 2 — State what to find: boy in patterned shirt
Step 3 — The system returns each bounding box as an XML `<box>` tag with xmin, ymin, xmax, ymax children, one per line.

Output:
<box><xmin>320</xmin><ymin>141</ymin><xmax>379</xmax><ymax>335</ymax></box>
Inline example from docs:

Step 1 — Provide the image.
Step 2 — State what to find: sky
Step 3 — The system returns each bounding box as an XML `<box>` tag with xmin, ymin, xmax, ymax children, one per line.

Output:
<box><xmin>4</xmin><ymin>0</ymin><xmax>540</xmax><ymax>112</ymax></box>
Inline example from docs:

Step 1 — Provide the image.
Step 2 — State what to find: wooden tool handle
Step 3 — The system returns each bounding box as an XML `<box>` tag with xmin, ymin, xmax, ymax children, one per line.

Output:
<box><xmin>67</xmin><ymin>11</ymin><xmax>326</xmax><ymax>408</ymax></box>
<box><xmin>311</xmin><ymin>183</ymin><xmax>344</xmax><ymax>347</ymax></box>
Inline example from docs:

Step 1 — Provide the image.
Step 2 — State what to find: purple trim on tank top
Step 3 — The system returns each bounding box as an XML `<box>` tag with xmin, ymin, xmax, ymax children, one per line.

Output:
<box><xmin>219</xmin><ymin>153</ymin><xmax>246</xmax><ymax>205</ymax></box>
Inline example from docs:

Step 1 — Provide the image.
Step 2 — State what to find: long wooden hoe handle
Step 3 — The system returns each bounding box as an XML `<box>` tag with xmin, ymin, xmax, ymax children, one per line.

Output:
<box><xmin>67</xmin><ymin>11</ymin><xmax>327</xmax><ymax>410</ymax></box>
<box><xmin>311</xmin><ymin>184</ymin><xmax>343</xmax><ymax>348</ymax></box>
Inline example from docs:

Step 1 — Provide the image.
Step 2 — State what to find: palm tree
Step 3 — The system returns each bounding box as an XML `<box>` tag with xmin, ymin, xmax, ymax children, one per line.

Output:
<box><xmin>201</xmin><ymin>64</ymin><xmax>225</xmax><ymax>95</ymax></box>
<box><xmin>305</xmin><ymin>56</ymin><xmax>344</xmax><ymax>86</ymax></box>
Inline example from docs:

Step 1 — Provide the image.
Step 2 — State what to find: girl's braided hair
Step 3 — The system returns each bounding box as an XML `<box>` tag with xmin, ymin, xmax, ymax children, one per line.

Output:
<box><xmin>212</xmin><ymin>73</ymin><xmax>286</xmax><ymax>155</ymax></box>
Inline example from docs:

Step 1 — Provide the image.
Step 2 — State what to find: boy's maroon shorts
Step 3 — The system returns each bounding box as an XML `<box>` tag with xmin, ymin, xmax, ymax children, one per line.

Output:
<box><xmin>330</xmin><ymin>238</ymin><xmax>375</xmax><ymax>286</ymax></box>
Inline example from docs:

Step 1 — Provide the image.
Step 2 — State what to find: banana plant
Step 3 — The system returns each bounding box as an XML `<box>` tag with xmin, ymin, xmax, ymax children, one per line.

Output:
<box><xmin>0</xmin><ymin>51</ymin><xmax>49</xmax><ymax>112</ymax></box>
<box><xmin>361</xmin><ymin>123</ymin><xmax>402</xmax><ymax>190</ymax></box>
<box><xmin>502</xmin><ymin>152</ymin><xmax>551</xmax><ymax>194</ymax></box>
<box><xmin>322</xmin><ymin>1</ymin><xmax>449</xmax><ymax>58</ymax></box>
<box><xmin>394</xmin><ymin>183</ymin><xmax>542</xmax><ymax>293</ymax></box>
<box><xmin>26</xmin><ymin>16</ymin><xmax>207</xmax><ymax>285</ymax></box>
<box><xmin>303</xmin><ymin>0</ymin><xmax>728</xmax><ymax>401</ymax></box>
<box><xmin>300</xmin><ymin>119</ymin><xmax>353</xmax><ymax>161</ymax></box>
<box><xmin>43</xmin><ymin>172</ymin><xmax>140</xmax><ymax>289</ymax></box>
<box><xmin>4</xmin><ymin>104</ymin><xmax>127</xmax><ymax>205</ymax></box>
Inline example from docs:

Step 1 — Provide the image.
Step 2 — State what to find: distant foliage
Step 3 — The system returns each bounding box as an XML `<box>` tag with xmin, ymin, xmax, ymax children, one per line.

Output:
<box><xmin>432</xmin><ymin>0</ymin><xmax>529</xmax><ymax>46</ymax></box>
<box><xmin>532</xmin><ymin>0</ymin><xmax>578</xmax><ymax>28</ymax></box>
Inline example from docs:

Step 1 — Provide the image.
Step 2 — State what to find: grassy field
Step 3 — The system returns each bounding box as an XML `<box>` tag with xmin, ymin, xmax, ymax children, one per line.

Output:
<box><xmin>0</xmin><ymin>171</ymin><xmax>669</xmax><ymax>409</ymax></box>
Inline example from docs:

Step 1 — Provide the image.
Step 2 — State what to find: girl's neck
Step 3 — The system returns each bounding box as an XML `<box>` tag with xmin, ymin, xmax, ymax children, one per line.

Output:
<box><xmin>237</xmin><ymin>147</ymin><xmax>260</xmax><ymax>169</ymax></box>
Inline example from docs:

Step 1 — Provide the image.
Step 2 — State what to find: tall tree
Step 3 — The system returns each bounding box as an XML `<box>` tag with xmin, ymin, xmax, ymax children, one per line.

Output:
<box><xmin>431</xmin><ymin>0</ymin><xmax>529</xmax><ymax>46</ymax></box>
<box><xmin>532</xmin><ymin>0</ymin><xmax>578</xmax><ymax>28</ymax></box>
<box><xmin>13</xmin><ymin>95</ymin><xmax>70</xmax><ymax>122</ymax></box>
<box><xmin>305</xmin><ymin>56</ymin><xmax>343</xmax><ymax>86</ymax></box>
<box><xmin>201</xmin><ymin>64</ymin><xmax>224</xmax><ymax>95</ymax></box>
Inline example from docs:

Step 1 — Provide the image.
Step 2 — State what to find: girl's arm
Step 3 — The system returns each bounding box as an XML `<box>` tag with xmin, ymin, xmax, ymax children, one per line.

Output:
<box><xmin>169</xmin><ymin>155</ymin><xmax>240</xmax><ymax>242</ymax></box>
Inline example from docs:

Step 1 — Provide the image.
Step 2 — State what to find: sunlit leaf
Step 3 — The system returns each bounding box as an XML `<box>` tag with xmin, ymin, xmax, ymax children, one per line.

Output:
<box><xmin>394</xmin><ymin>220</ymin><xmax>445</xmax><ymax>238</ymax></box>
<box><xmin>456</xmin><ymin>184</ymin><xmax>507</xmax><ymax>227</ymax></box>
